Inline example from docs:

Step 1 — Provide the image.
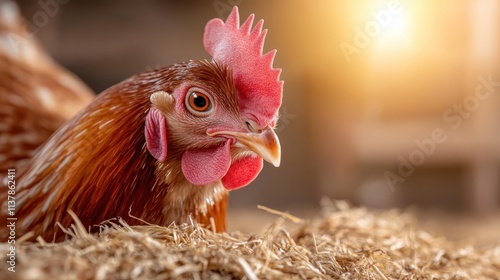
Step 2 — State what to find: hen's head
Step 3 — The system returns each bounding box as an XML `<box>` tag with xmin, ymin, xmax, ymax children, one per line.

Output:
<box><xmin>145</xmin><ymin>7</ymin><xmax>282</xmax><ymax>190</ymax></box>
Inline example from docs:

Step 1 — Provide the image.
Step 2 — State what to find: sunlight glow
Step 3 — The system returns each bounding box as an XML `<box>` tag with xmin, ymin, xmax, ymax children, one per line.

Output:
<box><xmin>373</xmin><ymin>9</ymin><xmax>411</xmax><ymax>52</ymax></box>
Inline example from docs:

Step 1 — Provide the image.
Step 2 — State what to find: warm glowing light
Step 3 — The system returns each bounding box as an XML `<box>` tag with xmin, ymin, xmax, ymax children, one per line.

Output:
<box><xmin>336</xmin><ymin>1</ymin><xmax>414</xmax><ymax>64</ymax></box>
<box><xmin>372</xmin><ymin>9</ymin><xmax>411</xmax><ymax>52</ymax></box>
<box><xmin>378</xmin><ymin>13</ymin><xmax>408</xmax><ymax>42</ymax></box>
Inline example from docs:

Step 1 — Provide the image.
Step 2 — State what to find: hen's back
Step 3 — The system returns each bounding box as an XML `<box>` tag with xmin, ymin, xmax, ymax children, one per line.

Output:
<box><xmin>0</xmin><ymin>1</ymin><xmax>94</xmax><ymax>173</ymax></box>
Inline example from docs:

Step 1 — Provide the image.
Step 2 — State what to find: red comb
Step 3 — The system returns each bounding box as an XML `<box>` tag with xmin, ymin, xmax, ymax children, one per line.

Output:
<box><xmin>204</xmin><ymin>6</ymin><xmax>283</xmax><ymax>127</ymax></box>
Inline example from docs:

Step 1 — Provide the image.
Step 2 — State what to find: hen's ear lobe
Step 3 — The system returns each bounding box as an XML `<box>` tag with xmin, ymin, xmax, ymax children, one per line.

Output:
<box><xmin>145</xmin><ymin>91</ymin><xmax>173</xmax><ymax>162</ymax></box>
<box><xmin>145</xmin><ymin>107</ymin><xmax>168</xmax><ymax>161</ymax></box>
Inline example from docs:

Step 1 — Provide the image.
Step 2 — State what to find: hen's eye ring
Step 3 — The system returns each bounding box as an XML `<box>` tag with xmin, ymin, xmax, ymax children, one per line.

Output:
<box><xmin>185</xmin><ymin>87</ymin><xmax>213</xmax><ymax>117</ymax></box>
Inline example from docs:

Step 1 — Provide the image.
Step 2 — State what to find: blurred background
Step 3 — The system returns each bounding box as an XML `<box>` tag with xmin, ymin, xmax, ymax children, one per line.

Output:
<box><xmin>13</xmin><ymin>0</ymin><xmax>500</xmax><ymax>242</ymax></box>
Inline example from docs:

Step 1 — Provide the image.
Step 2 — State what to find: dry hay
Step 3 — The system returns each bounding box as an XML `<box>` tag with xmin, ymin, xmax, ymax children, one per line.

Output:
<box><xmin>1</xmin><ymin>200</ymin><xmax>499</xmax><ymax>280</ymax></box>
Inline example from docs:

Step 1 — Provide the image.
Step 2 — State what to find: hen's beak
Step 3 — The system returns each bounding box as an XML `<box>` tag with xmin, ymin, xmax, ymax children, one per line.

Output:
<box><xmin>208</xmin><ymin>128</ymin><xmax>281</xmax><ymax>167</ymax></box>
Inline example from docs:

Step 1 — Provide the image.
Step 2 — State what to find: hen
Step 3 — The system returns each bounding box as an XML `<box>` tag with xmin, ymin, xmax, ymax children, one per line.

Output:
<box><xmin>0</xmin><ymin>6</ymin><xmax>282</xmax><ymax>242</ymax></box>
<box><xmin>0</xmin><ymin>1</ymin><xmax>94</xmax><ymax>175</ymax></box>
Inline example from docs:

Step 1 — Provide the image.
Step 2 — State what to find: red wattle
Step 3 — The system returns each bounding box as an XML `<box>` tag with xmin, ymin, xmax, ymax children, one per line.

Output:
<box><xmin>221</xmin><ymin>156</ymin><xmax>263</xmax><ymax>190</ymax></box>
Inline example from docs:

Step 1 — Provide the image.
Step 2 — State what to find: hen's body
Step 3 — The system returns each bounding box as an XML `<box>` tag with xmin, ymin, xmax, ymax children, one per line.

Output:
<box><xmin>0</xmin><ymin>61</ymin><xmax>231</xmax><ymax>241</ymax></box>
<box><xmin>0</xmin><ymin>1</ymin><xmax>94</xmax><ymax>176</ymax></box>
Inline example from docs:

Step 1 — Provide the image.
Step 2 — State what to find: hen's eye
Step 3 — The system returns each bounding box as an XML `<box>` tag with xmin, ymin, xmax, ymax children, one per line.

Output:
<box><xmin>190</xmin><ymin>92</ymin><xmax>208</xmax><ymax>110</ymax></box>
<box><xmin>185</xmin><ymin>88</ymin><xmax>213</xmax><ymax>117</ymax></box>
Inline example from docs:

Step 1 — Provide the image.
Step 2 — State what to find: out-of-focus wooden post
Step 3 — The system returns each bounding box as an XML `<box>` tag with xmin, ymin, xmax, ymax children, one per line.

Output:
<box><xmin>467</xmin><ymin>0</ymin><xmax>499</xmax><ymax>213</ymax></box>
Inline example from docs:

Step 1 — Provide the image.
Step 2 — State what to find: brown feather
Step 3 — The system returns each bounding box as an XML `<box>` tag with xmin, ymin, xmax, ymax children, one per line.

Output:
<box><xmin>196</xmin><ymin>192</ymin><xmax>228</xmax><ymax>232</ymax></box>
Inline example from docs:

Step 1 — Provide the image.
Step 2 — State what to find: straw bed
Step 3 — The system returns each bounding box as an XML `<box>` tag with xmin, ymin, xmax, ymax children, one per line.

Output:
<box><xmin>1</xmin><ymin>200</ymin><xmax>499</xmax><ymax>279</ymax></box>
